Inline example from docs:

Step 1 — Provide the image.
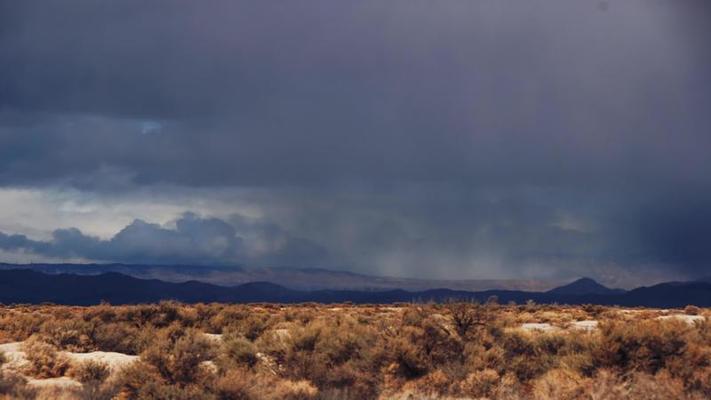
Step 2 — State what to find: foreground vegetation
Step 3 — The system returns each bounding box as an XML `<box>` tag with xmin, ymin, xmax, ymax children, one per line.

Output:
<box><xmin>0</xmin><ymin>302</ymin><xmax>709</xmax><ymax>399</ymax></box>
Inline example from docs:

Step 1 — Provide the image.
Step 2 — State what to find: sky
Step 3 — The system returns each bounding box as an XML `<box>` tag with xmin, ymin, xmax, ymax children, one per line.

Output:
<box><xmin>0</xmin><ymin>0</ymin><xmax>710</xmax><ymax>287</ymax></box>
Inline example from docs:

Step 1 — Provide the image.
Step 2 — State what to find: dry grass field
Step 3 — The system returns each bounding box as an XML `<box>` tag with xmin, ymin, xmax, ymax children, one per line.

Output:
<box><xmin>0</xmin><ymin>302</ymin><xmax>709</xmax><ymax>399</ymax></box>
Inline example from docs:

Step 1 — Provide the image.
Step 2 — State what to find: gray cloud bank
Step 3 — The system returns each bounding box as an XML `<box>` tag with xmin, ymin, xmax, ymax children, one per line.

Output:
<box><xmin>0</xmin><ymin>1</ymin><xmax>710</xmax><ymax>285</ymax></box>
<box><xmin>0</xmin><ymin>212</ymin><xmax>328</xmax><ymax>268</ymax></box>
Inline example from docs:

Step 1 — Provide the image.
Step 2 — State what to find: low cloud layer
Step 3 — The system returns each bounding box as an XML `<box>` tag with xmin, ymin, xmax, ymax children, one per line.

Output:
<box><xmin>0</xmin><ymin>1</ymin><xmax>710</xmax><ymax>285</ymax></box>
<box><xmin>0</xmin><ymin>212</ymin><xmax>328</xmax><ymax>268</ymax></box>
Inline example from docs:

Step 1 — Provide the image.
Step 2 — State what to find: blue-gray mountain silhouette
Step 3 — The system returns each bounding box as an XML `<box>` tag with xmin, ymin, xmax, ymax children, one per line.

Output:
<box><xmin>547</xmin><ymin>277</ymin><xmax>625</xmax><ymax>296</ymax></box>
<box><xmin>1</xmin><ymin>269</ymin><xmax>709</xmax><ymax>307</ymax></box>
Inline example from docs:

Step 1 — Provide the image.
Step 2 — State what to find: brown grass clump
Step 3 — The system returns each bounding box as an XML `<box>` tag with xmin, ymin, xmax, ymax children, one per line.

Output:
<box><xmin>218</xmin><ymin>332</ymin><xmax>259</xmax><ymax>370</ymax></box>
<box><xmin>21</xmin><ymin>336</ymin><xmax>71</xmax><ymax>379</ymax></box>
<box><xmin>1</xmin><ymin>352</ymin><xmax>34</xmax><ymax>400</ymax></box>
<box><xmin>214</xmin><ymin>368</ymin><xmax>317</xmax><ymax>400</ymax></box>
<box><xmin>140</xmin><ymin>324</ymin><xmax>216</xmax><ymax>385</ymax></box>
<box><xmin>68</xmin><ymin>360</ymin><xmax>110</xmax><ymax>384</ymax></box>
<box><xmin>685</xmin><ymin>305</ymin><xmax>701</xmax><ymax>315</ymax></box>
<box><xmin>594</xmin><ymin>319</ymin><xmax>690</xmax><ymax>374</ymax></box>
<box><xmin>458</xmin><ymin>368</ymin><xmax>501</xmax><ymax>398</ymax></box>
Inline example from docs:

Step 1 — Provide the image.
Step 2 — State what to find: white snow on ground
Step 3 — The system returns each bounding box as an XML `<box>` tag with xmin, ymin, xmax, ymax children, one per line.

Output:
<box><xmin>657</xmin><ymin>314</ymin><xmax>706</xmax><ymax>325</ymax></box>
<box><xmin>0</xmin><ymin>342</ymin><xmax>84</xmax><ymax>391</ymax></box>
<box><xmin>519</xmin><ymin>312</ymin><xmax>707</xmax><ymax>334</ymax></box>
<box><xmin>0</xmin><ymin>342</ymin><xmax>28</xmax><ymax>371</ymax></box>
<box><xmin>570</xmin><ymin>320</ymin><xmax>598</xmax><ymax>331</ymax></box>
<box><xmin>520</xmin><ymin>323</ymin><xmax>559</xmax><ymax>332</ymax></box>
<box><xmin>26</xmin><ymin>376</ymin><xmax>82</xmax><ymax>390</ymax></box>
<box><xmin>63</xmin><ymin>351</ymin><xmax>139</xmax><ymax>372</ymax></box>
<box><xmin>203</xmin><ymin>333</ymin><xmax>223</xmax><ymax>342</ymax></box>
<box><xmin>0</xmin><ymin>341</ymin><xmax>140</xmax><ymax>374</ymax></box>
<box><xmin>200</xmin><ymin>360</ymin><xmax>218</xmax><ymax>374</ymax></box>
<box><xmin>519</xmin><ymin>320</ymin><xmax>599</xmax><ymax>333</ymax></box>
<box><xmin>1</xmin><ymin>340</ymin><xmax>140</xmax><ymax>392</ymax></box>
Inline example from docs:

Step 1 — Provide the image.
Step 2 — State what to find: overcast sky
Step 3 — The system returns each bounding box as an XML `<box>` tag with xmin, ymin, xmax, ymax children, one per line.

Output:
<box><xmin>1</xmin><ymin>0</ymin><xmax>709</xmax><ymax>287</ymax></box>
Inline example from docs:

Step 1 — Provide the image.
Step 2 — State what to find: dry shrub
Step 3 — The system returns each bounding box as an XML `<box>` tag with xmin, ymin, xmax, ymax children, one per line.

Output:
<box><xmin>141</xmin><ymin>324</ymin><xmax>216</xmax><ymax>385</ymax></box>
<box><xmin>446</xmin><ymin>301</ymin><xmax>498</xmax><ymax>338</ymax></box>
<box><xmin>685</xmin><ymin>305</ymin><xmax>701</xmax><ymax>315</ymax></box>
<box><xmin>627</xmin><ymin>371</ymin><xmax>689</xmax><ymax>399</ymax></box>
<box><xmin>92</xmin><ymin>322</ymin><xmax>152</xmax><ymax>354</ymax></box>
<box><xmin>219</xmin><ymin>333</ymin><xmax>258</xmax><ymax>369</ymax></box>
<box><xmin>531</xmin><ymin>368</ymin><xmax>589</xmax><ymax>400</ymax></box>
<box><xmin>69</xmin><ymin>360</ymin><xmax>111</xmax><ymax>384</ymax></box>
<box><xmin>270</xmin><ymin>379</ymin><xmax>318</xmax><ymax>400</ymax></box>
<box><xmin>214</xmin><ymin>368</ymin><xmax>258</xmax><ymax>399</ymax></box>
<box><xmin>501</xmin><ymin>331</ymin><xmax>562</xmax><ymax>382</ymax></box>
<box><xmin>390</xmin><ymin>315</ymin><xmax>464</xmax><ymax>381</ymax></box>
<box><xmin>686</xmin><ymin>366</ymin><xmax>711</xmax><ymax>397</ymax></box>
<box><xmin>22</xmin><ymin>335</ymin><xmax>71</xmax><ymax>378</ymax></box>
<box><xmin>254</xmin><ymin>327</ymin><xmax>291</xmax><ymax>364</ymax></box>
<box><xmin>209</xmin><ymin>307</ymin><xmax>249</xmax><ymax>333</ymax></box>
<box><xmin>588</xmin><ymin>369</ymin><xmax>691</xmax><ymax>400</ymax></box>
<box><xmin>413</xmin><ymin>369</ymin><xmax>453</xmax><ymax>395</ymax></box>
<box><xmin>0</xmin><ymin>311</ymin><xmax>45</xmax><ymax>341</ymax></box>
<box><xmin>214</xmin><ymin>368</ymin><xmax>317</xmax><ymax>400</ymax></box>
<box><xmin>1</xmin><ymin>302</ymin><xmax>710</xmax><ymax>399</ymax></box>
<box><xmin>390</xmin><ymin>327</ymin><xmax>429</xmax><ymax>379</ymax></box>
<box><xmin>39</xmin><ymin>318</ymin><xmax>95</xmax><ymax>352</ymax></box>
<box><xmin>594</xmin><ymin>319</ymin><xmax>690</xmax><ymax>374</ymax></box>
<box><xmin>113</xmin><ymin>361</ymin><xmax>164</xmax><ymax>399</ymax></box>
<box><xmin>459</xmin><ymin>368</ymin><xmax>500</xmax><ymax>398</ymax></box>
<box><xmin>280</xmin><ymin>315</ymin><xmax>384</xmax><ymax>398</ymax></box>
<box><xmin>113</xmin><ymin>361</ymin><xmax>213</xmax><ymax>400</ymax></box>
<box><xmin>230</xmin><ymin>313</ymin><xmax>272</xmax><ymax>341</ymax></box>
<box><xmin>0</xmin><ymin>366</ymin><xmax>35</xmax><ymax>400</ymax></box>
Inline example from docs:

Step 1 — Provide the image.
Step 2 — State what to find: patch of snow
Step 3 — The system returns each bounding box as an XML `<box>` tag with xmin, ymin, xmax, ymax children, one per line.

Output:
<box><xmin>0</xmin><ymin>342</ymin><xmax>28</xmax><ymax>371</ymax></box>
<box><xmin>520</xmin><ymin>323</ymin><xmax>558</xmax><ymax>332</ymax></box>
<box><xmin>570</xmin><ymin>320</ymin><xmax>598</xmax><ymax>331</ymax></box>
<box><xmin>203</xmin><ymin>333</ymin><xmax>223</xmax><ymax>342</ymax></box>
<box><xmin>1</xmin><ymin>341</ymin><xmax>139</xmax><ymax>377</ymax></box>
<box><xmin>657</xmin><ymin>315</ymin><xmax>705</xmax><ymax>325</ymax></box>
<box><xmin>26</xmin><ymin>376</ymin><xmax>82</xmax><ymax>389</ymax></box>
<box><xmin>273</xmin><ymin>328</ymin><xmax>291</xmax><ymax>341</ymax></box>
<box><xmin>200</xmin><ymin>360</ymin><xmax>218</xmax><ymax>374</ymax></box>
<box><xmin>62</xmin><ymin>351</ymin><xmax>139</xmax><ymax>372</ymax></box>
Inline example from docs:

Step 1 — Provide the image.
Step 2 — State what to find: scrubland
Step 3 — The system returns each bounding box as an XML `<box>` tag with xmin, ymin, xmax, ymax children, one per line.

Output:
<box><xmin>0</xmin><ymin>301</ymin><xmax>709</xmax><ymax>399</ymax></box>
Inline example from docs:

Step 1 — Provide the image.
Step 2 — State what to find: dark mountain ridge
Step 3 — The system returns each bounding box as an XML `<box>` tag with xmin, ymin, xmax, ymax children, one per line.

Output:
<box><xmin>547</xmin><ymin>277</ymin><xmax>626</xmax><ymax>296</ymax></box>
<box><xmin>1</xmin><ymin>269</ymin><xmax>709</xmax><ymax>307</ymax></box>
<box><xmin>0</xmin><ymin>262</ymin><xmax>560</xmax><ymax>292</ymax></box>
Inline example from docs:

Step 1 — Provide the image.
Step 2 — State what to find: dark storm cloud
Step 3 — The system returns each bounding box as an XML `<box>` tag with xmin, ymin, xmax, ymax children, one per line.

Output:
<box><xmin>0</xmin><ymin>1</ymin><xmax>710</xmax><ymax>282</ymax></box>
<box><xmin>0</xmin><ymin>213</ymin><xmax>328</xmax><ymax>267</ymax></box>
<box><xmin>1</xmin><ymin>0</ymin><xmax>709</xmax><ymax>188</ymax></box>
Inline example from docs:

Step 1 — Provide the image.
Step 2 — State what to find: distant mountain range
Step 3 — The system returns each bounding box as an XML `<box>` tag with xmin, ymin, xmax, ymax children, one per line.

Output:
<box><xmin>0</xmin><ymin>263</ymin><xmax>560</xmax><ymax>292</ymax></box>
<box><xmin>547</xmin><ymin>277</ymin><xmax>626</xmax><ymax>296</ymax></box>
<box><xmin>1</xmin><ymin>268</ymin><xmax>709</xmax><ymax>307</ymax></box>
